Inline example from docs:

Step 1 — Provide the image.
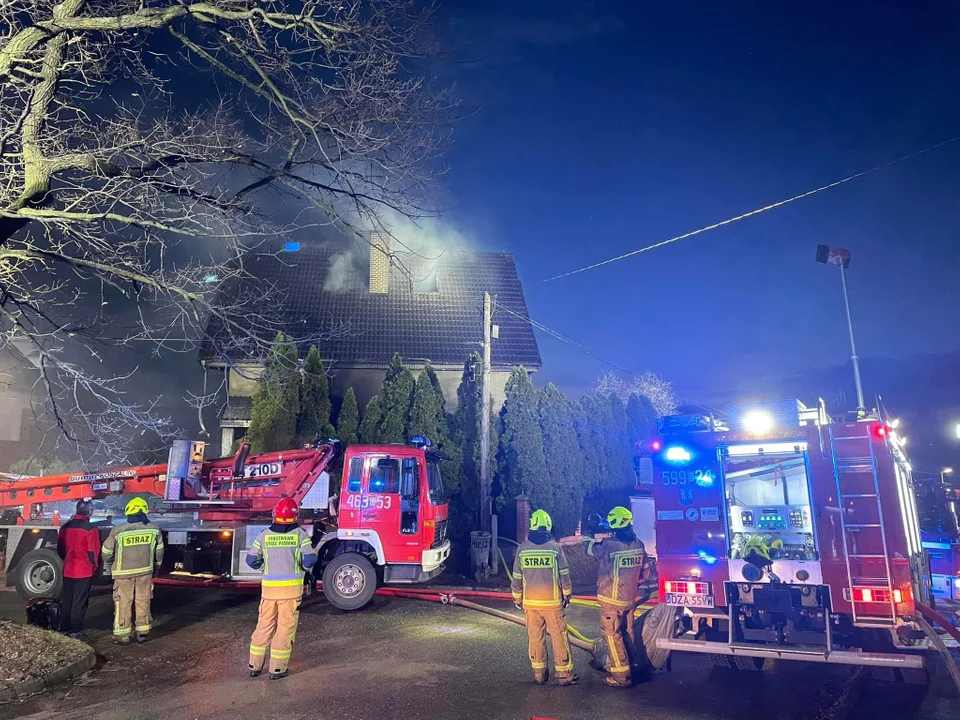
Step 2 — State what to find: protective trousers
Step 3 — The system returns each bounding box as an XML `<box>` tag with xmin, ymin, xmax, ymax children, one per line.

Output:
<box><xmin>113</xmin><ymin>574</ymin><xmax>153</xmax><ymax>638</ymax></box>
<box><xmin>249</xmin><ymin>597</ymin><xmax>302</xmax><ymax>674</ymax></box>
<box><xmin>524</xmin><ymin>608</ymin><xmax>573</xmax><ymax>680</ymax></box>
<box><xmin>599</xmin><ymin>602</ymin><xmax>636</xmax><ymax>682</ymax></box>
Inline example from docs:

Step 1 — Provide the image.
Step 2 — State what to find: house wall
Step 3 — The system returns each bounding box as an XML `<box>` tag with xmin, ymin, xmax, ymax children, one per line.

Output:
<box><xmin>0</xmin><ymin>349</ymin><xmax>45</xmax><ymax>471</ymax></box>
<box><xmin>228</xmin><ymin>366</ymin><xmax>262</xmax><ymax>397</ymax></box>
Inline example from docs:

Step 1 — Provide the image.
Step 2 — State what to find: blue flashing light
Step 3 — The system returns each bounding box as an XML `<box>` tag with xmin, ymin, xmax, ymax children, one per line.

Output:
<box><xmin>664</xmin><ymin>446</ymin><xmax>692</xmax><ymax>464</ymax></box>
<box><xmin>697</xmin><ymin>550</ymin><xmax>718</xmax><ymax>565</ymax></box>
<box><xmin>409</xmin><ymin>435</ymin><xmax>432</xmax><ymax>448</ymax></box>
<box><xmin>283</xmin><ymin>241</ymin><xmax>301</xmax><ymax>252</ymax></box>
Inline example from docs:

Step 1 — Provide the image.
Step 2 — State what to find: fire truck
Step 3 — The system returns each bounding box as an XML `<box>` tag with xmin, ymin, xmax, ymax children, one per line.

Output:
<box><xmin>915</xmin><ymin>475</ymin><xmax>960</xmax><ymax>603</ymax></box>
<box><xmin>0</xmin><ymin>437</ymin><xmax>451</xmax><ymax>610</ymax></box>
<box><xmin>641</xmin><ymin>399</ymin><xmax>935</xmax><ymax>670</ymax></box>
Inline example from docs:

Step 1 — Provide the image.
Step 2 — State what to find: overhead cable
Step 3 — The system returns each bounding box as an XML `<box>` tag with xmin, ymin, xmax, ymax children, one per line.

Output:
<box><xmin>540</xmin><ymin>135</ymin><xmax>960</xmax><ymax>284</ymax></box>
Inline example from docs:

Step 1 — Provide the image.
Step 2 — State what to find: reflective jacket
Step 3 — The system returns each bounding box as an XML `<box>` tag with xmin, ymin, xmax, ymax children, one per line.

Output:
<box><xmin>102</xmin><ymin>514</ymin><xmax>164</xmax><ymax>578</ymax></box>
<box><xmin>246</xmin><ymin>524</ymin><xmax>317</xmax><ymax>600</ymax></box>
<box><xmin>57</xmin><ymin>515</ymin><xmax>101</xmax><ymax>579</ymax></box>
<box><xmin>511</xmin><ymin>531</ymin><xmax>572</xmax><ymax>610</ymax></box>
<box><xmin>584</xmin><ymin>532</ymin><xmax>646</xmax><ymax>608</ymax></box>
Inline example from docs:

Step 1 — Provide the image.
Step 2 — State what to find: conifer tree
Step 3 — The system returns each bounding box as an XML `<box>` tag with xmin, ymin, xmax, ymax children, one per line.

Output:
<box><xmin>247</xmin><ymin>332</ymin><xmax>301</xmax><ymax>453</ymax></box>
<box><xmin>539</xmin><ymin>383</ymin><xmax>584</xmax><ymax>536</ymax></box>
<box><xmin>499</xmin><ymin>367</ymin><xmax>548</xmax><ymax>509</ymax></box>
<box><xmin>336</xmin><ymin>388</ymin><xmax>360</xmax><ymax>445</ymax></box>
<box><xmin>359</xmin><ymin>395</ymin><xmax>382</xmax><ymax>444</ymax></box>
<box><xmin>377</xmin><ymin>353</ymin><xmax>415</xmax><ymax>443</ymax></box>
<box><xmin>297</xmin><ymin>345</ymin><xmax>331</xmax><ymax>443</ymax></box>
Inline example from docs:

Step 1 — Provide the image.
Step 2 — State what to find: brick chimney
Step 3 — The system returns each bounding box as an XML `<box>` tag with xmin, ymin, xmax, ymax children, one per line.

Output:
<box><xmin>369</xmin><ymin>232</ymin><xmax>390</xmax><ymax>294</ymax></box>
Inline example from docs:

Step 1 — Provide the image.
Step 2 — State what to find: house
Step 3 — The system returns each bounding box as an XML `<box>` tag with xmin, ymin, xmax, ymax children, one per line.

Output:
<box><xmin>0</xmin><ymin>340</ymin><xmax>47</xmax><ymax>471</ymax></box>
<box><xmin>199</xmin><ymin>235</ymin><xmax>542</xmax><ymax>456</ymax></box>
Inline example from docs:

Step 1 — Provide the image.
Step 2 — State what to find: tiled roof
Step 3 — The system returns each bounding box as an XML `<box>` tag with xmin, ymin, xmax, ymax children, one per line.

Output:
<box><xmin>199</xmin><ymin>243</ymin><xmax>541</xmax><ymax>370</ymax></box>
<box><xmin>221</xmin><ymin>396</ymin><xmax>253</xmax><ymax>425</ymax></box>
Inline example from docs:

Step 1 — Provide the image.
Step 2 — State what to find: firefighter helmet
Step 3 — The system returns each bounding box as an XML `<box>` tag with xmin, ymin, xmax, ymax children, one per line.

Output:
<box><xmin>125</xmin><ymin>497</ymin><xmax>149</xmax><ymax>516</ymax></box>
<box><xmin>529</xmin><ymin>509</ymin><xmax>553</xmax><ymax>532</ymax></box>
<box><xmin>607</xmin><ymin>506</ymin><xmax>633</xmax><ymax>529</ymax></box>
<box><xmin>273</xmin><ymin>497</ymin><xmax>299</xmax><ymax>524</ymax></box>
<box><xmin>743</xmin><ymin>536</ymin><xmax>772</xmax><ymax>569</ymax></box>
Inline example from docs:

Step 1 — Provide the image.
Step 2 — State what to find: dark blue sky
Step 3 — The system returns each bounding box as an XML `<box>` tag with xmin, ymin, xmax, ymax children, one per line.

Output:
<box><xmin>437</xmin><ymin>0</ymin><xmax>960</xmax><ymax>403</ymax></box>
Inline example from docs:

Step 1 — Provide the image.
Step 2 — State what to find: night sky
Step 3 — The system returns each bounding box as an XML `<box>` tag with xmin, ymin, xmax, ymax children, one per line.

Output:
<box><xmin>437</xmin><ymin>0</ymin><xmax>960</xmax><ymax>404</ymax></box>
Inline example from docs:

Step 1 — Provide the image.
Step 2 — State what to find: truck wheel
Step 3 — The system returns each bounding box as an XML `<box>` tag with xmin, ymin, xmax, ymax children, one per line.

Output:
<box><xmin>322</xmin><ymin>553</ymin><xmax>377</xmax><ymax>611</ymax></box>
<box><xmin>15</xmin><ymin>548</ymin><xmax>63</xmax><ymax>600</ymax></box>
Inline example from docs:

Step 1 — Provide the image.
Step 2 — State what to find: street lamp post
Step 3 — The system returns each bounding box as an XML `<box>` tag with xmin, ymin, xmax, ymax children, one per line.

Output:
<box><xmin>816</xmin><ymin>245</ymin><xmax>865</xmax><ymax>416</ymax></box>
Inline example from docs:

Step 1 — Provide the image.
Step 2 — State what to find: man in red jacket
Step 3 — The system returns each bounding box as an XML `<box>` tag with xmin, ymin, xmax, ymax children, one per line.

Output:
<box><xmin>57</xmin><ymin>500</ymin><xmax>101</xmax><ymax>639</ymax></box>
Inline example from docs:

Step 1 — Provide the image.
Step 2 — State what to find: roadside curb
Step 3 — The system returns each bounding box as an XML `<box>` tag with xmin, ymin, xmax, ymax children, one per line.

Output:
<box><xmin>0</xmin><ymin>644</ymin><xmax>96</xmax><ymax>702</ymax></box>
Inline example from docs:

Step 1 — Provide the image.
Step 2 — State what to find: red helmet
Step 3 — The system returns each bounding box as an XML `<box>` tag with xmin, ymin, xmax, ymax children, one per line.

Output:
<box><xmin>273</xmin><ymin>498</ymin><xmax>299</xmax><ymax>524</ymax></box>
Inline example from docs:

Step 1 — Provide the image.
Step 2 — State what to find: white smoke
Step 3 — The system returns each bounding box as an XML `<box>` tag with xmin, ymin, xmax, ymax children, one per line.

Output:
<box><xmin>324</xmin><ymin>251</ymin><xmax>357</xmax><ymax>291</ymax></box>
<box><xmin>322</xmin><ymin>206</ymin><xmax>478</xmax><ymax>291</ymax></box>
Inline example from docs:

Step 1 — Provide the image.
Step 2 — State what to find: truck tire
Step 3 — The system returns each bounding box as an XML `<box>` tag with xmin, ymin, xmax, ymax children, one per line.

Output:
<box><xmin>15</xmin><ymin>548</ymin><xmax>63</xmax><ymax>601</ymax></box>
<box><xmin>322</xmin><ymin>553</ymin><xmax>377</xmax><ymax>611</ymax></box>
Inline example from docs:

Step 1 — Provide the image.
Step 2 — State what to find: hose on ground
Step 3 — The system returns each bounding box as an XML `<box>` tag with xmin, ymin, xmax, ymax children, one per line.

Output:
<box><xmin>447</xmin><ymin>596</ymin><xmax>598</xmax><ymax>656</ymax></box>
<box><xmin>497</xmin><ymin>547</ymin><xmax>512</xmax><ymax>584</ymax></box>
<box><xmin>915</xmin><ymin>602</ymin><xmax>960</xmax><ymax>695</ymax></box>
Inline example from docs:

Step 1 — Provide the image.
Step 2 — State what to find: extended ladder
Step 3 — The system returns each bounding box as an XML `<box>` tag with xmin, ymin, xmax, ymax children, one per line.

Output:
<box><xmin>828</xmin><ymin>426</ymin><xmax>897</xmax><ymax>625</ymax></box>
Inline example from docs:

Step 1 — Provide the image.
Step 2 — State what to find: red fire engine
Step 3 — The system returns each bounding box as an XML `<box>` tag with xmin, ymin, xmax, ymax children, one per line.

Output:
<box><xmin>641</xmin><ymin>399</ymin><xmax>935</xmax><ymax>669</ymax></box>
<box><xmin>0</xmin><ymin>437</ymin><xmax>450</xmax><ymax>610</ymax></box>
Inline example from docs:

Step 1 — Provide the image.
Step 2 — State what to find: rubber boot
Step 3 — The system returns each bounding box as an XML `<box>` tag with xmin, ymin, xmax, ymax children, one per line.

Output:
<box><xmin>604</xmin><ymin>675</ymin><xmax>632</xmax><ymax>688</ymax></box>
<box><xmin>558</xmin><ymin>674</ymin><xmax>580</xmax><ymax>686</ymax></box>
<box><xmin>113</xmin><ymin>635</ymin><xmax>131</xmax><ymax>646</ymax></box>
<box><xmin>270</xmin><ymin>670</ymin><xmax>289</xmax><ymax>680</ymax></box>
<box><xmin>534</xmin><ymin>671</ymin><xmax>548</xmax><ymax>685</ymax></box>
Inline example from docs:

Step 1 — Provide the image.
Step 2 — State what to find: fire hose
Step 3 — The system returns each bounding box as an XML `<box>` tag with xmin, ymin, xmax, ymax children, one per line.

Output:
<box><xmin>915</xmin><ymin>602</ymin><xmax>960</xmax><ymax>695</ymax></box>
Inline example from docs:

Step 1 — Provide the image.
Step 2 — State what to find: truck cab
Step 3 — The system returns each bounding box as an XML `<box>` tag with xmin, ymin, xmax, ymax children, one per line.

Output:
<box><xmin>316</xmin><ymin>437</ymin><xmax>451</xmax><ymax>609</ymax></box>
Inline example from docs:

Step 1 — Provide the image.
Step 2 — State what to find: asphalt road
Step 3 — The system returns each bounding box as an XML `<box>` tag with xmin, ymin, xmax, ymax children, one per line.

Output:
<box><xmin>0</xmin><ymin>585</ymin><xmax>956</xmax><ymax>720</ymax></box>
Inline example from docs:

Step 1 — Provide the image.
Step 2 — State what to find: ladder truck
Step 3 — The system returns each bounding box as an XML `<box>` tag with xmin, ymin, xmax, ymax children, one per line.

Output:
<box><xmin>0</xmin><ymin>437</ymin><xmax>451</xmax><ymax>610</ymax></box>
<box><xmin>639</xmin><ymin>399</ymin><xmax>937</xmax><ymax>670</ymax></box>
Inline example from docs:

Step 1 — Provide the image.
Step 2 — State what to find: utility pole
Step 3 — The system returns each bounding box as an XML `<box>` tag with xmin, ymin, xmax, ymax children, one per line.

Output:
<box><xmin>480</xmin><ymin>292</ymin><xmax>492</xmax><ymax>534</ymax></box>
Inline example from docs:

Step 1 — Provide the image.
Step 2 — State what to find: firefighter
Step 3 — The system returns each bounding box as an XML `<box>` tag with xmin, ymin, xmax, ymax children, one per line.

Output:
<box><xmin>246</xmin><ymin>497</ymin><xmax>317</xmax><ymax>680</ymax></box>
<box><xmin>583</xmin><ymin>506</ymin><xmax>646</xmax><ymax>687</ymax></box>
<box><xmin>101</xmin><ymin>497</ymin><xmax>164</xmax><ymax>644</ymax></box>
<box><xmin>56</xmin><ymin>499</ymin><xmax>101</xmax><ymax>639</ymax></box>
<box><xmin>511</xmin><ymin>509</ymin><xmax>578</xmax><ymax>686</ymax></box>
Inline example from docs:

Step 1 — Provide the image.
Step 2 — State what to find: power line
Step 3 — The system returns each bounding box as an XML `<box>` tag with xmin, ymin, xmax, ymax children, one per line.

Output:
<box><xmin>495</xmin><ymin>304</ymin><xmax>638</xmax><ymax>376</ymax></box>
<box><xmin>540</xmin><ymin>135</ymin><xmax>960</xmax><ymax>284</ymax></box>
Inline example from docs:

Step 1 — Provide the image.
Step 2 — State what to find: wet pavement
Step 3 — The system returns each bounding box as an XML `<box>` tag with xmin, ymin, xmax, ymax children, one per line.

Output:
<box><xmin>0</xmin><ymin>584</ymin><xmax>956</xmax><ymax>720</ymax></box>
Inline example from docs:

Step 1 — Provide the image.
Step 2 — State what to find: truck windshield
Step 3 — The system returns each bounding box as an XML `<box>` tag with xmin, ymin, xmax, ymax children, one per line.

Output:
<box><xmin>426</xmin><ymin>460</ymin><xmax>446</xmax><ymax>505</ymax></box>
<box><xmin>723</xmin><ymin>448</ymin><xmax>819</xmax><ymax>562</ymax></box>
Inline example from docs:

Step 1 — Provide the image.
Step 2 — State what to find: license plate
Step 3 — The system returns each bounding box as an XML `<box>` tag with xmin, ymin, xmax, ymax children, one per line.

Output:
<box><xmin>665</xmin><ymin>592</ymin><xmax>715</xmax><ymax>608</ymax></box>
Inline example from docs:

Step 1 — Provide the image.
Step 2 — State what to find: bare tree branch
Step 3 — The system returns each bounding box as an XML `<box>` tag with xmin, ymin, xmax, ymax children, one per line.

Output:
<box><xmin>0</xmin><ymin>0</ymin><xmax>452</xmax><ymax>462</ymax></box>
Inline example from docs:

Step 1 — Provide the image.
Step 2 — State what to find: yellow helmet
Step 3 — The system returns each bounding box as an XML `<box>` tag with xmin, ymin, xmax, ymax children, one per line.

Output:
<box><xmin>607</xmin><ymin>506</ymin><xmax>633</xmax><ymax>529</ymax></box>
<box><xmin>530</xmin><ymin>509</ymin><xmax>553</xmax><ymax>532</ymax></box>
<box><xmin>125</xmin><ymin>497</ymin><xmax>149</xmax><ymax>516</ymax></box>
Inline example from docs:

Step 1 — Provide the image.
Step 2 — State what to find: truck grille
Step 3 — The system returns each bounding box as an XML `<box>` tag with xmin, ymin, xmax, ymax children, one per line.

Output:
<box><xmin>432</xmin><ymin>519</ymin><xmax>448</xmax><ymax>548</ymax></box>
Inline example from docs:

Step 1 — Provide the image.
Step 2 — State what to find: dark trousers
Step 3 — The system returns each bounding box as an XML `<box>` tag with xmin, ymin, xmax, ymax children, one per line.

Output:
<box><xmin>62</xmin><ymin>576</ymin><xmax>93</xmax><ymax>633</ymax></box>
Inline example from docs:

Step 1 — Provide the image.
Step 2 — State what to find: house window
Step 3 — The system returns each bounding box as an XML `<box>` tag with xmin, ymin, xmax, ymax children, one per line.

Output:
<box><xmin>412</xmin><ymin>269</ymin><xmax>439</xmax><ymax>293</ymax></box>
<box><xmin>0</xmin><ymin>397</ymin><xmax>22</xmax><ymax>441</ymax></box>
